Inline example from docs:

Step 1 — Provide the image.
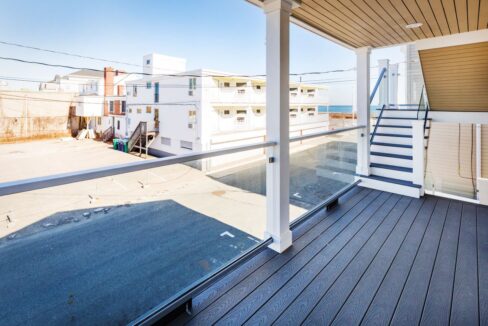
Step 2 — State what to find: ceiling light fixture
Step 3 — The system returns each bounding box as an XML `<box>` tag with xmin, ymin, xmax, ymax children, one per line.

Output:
<box><xmin>405</xmin><ymin>22</ymin><xmax>423</xmax><ymax>29</ymax></box>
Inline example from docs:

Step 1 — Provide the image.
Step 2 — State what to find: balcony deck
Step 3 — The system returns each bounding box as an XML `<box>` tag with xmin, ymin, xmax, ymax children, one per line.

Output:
<box><xmin>171</xmin><ymin>186</ymin><xmax>488</xmax><ymax>325</ymax></box>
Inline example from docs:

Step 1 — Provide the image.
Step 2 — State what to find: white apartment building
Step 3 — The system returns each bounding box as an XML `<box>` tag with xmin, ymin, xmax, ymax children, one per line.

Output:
<box><xmin>125</xmin><ymin>54</ymin><xmax>329</xmax><ymax>162</ymax></box>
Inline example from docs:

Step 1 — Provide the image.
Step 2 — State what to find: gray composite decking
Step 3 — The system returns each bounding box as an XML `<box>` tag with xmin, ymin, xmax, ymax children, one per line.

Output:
<box><xmin>170</xmin><ymin>186</ymin><xmax>488</xmax><ymax>325</ymax></box>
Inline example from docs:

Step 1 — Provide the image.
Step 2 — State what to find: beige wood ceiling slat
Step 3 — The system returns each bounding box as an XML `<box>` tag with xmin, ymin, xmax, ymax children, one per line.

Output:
<box><xmin>328</xmin><ymin>0</ymin><xmax>403</xmax><ymax>44</ymax></box>
<box><xmin>304</xmin><ymin>0</ymin><xmax>388</xmax><ymax>46</ymax></box>
<box><xmin>293</xmin><ymin>8</ymin><xmax>364</xmax><ymax>47</ymax></box>
<box><xmin>420</xmin><ymin>42</ymin><xmax>488</xmax><ymax>112</ymax></box>
<box><xmin>468</xmin><ymin>0</ymin><xmax>481</xmax><ymax>31</ymax></box>
<box><xmin>401</xmin><ymin>0</ymin><xmax>437</xmax><ymax>37</ymax></box>
<box><xmin>440</xmin><ymin>0</ymin><xmax>460</xmax><ymax>33</ymax></box>
<box><xmin>455</xmin><ymin>0</ymin><xmax>469</xmax><ymax>32</ymax></box>
<box><xmin>356</xmin><ymin>0</ymin><xmax>413</xmax><ymax>42</ymax></box>
<box><xmin>414</xmin><ymin>0</ymin><xmax>444</xmax><ymax>36</ymax></box>
<box><xmin>479</xmin><ymin>0</ymin><xmax>488</xmax><ymax>28</ymax></box>
<box><xmin>388</xmin><ymin>0</ymin><xmax>431</xmax><ymax>38</ymax></box>
<box><xmin>279</xmin><ymin>0</ymin><xmax>487</xmax><ymax>48</ymax></box>
<box><xmin>375</xmin><ymin>0</ymin><xmax>422</xmax><ymax>40</ymax></box>
<box><xmin>425</xmin><ymin>0</ymin><xmax>452</xmax><ymax>35</ymax></box>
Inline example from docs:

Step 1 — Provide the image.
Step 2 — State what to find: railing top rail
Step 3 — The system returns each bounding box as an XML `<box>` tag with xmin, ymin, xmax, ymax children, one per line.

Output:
<box><xmin>0</xmin><ymin>141</ymin><xmax>276</xmax><ymax>196</ymax></box>
<box><xmin>369</xmin><ymin>67</ymin><xmax>387</xmax><ymax>104</ymax></box>
<box><xmin>289</xmin><ymin>125</ymin><xmax>366</xmax><ymax>143</ymax></box>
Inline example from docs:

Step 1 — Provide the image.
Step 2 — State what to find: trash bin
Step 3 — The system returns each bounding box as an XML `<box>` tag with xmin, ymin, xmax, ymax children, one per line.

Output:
<box><xmin>113</xmin><ymin>139</ymin><xmax>119</xmax><ymax>150</ymax></box>
<box><xmin>123</xmin><ymin>140</ymin><xmax>129</xmax><ymax>153</ymax></box>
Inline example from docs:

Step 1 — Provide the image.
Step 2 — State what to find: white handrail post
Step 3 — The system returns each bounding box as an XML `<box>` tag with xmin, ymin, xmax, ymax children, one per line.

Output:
<box><xmin>476</xmin><ymin>123</ymin><xmax>481</xmax><ymax>200</ymax></box>
<box><xmin>263</xmin><ymin>0</ymin><xmax>293</xmax><ymax>253</ymax></box>
<box><xmin>412</xmin><ymin>120</ymin><xmax>425</xmax><ymax>195</ymax></box>
<box><xmin>355</xmin><ymin>47</ymin><xmax>371</xmax><ymax>177</ymax></box>
<box><xmin>378</xmin><ymin>59</ymin><xmax>389</xmax><ymax>108</ymax></box>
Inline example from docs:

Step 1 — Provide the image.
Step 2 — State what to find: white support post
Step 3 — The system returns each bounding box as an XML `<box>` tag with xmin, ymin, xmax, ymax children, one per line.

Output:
<box><xmin>378</xmin><ymin>59</ymin><xmax>389</xmax><ymax>108</ymax></box>
<box><xmin>389</xmin><ymin>63</ymin><xmax>399</xmax><ymax>107</ymax></box>
<box><xmin>412</xmin><ymin>120</ymin><xmax>425</xmax><ymax>195</ymax></box>
<box><xmin>355</xmin><ymin>47</ymin><xmax>371</xmax><ymax>177</ymax></box>
<box><xmin>264</xmin><ymin>0</ymin><xmax>293</xmax><ymax>253</ymax></box>
<box><xmin>476</xmin><ymin>123</ymin><xmax>481</xmax><ymax>200</ymax></box>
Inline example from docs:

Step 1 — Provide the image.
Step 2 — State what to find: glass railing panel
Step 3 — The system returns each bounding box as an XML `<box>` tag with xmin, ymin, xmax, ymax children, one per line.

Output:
<box><xmin>425</xmin><ymin>122</ymin><xmax>479</xmax><ymax>199</ymax></box>
<box><xmin>0</xmin><ymin>148</ymin><xmax>267</xmax><ymax>325</ymax></box>
<box><xmin>289</xmin><ymin>129</ymin><xmax>358</xmax><ymax>222</ymax></box>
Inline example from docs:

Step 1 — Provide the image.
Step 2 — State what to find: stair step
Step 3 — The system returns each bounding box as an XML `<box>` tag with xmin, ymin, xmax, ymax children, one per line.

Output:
<box><xmin>370</xmin><ymin>163</ymin><xmax>413</xmax><ymax>173</ymax></box>
<box><xmin>373</xmin><ymin>124</ymin><xmax>412</xmax><ymax>128</ymax></box>
<box><xmin>370</xmin><ymin>151</ymin><xmax>412</xmax><ymax>160</ymax></box>
<box><xmin>371</xmin><ymin>142</ymin><xmax>412</xmax><ymax>149</ymax></box>
<box><xmin>377</xmin><ymin>108</ymin><xmax>418</xmax><ymax>111</ymax></box>
<box><xmin>380</xmin><ymin>117</ymin><xmax>432</xmax><ymax>120</ymax></box>
<box><xmin>371</xmin><ymin>133</ymin><xmax>412</xmax><ymax>138</ymax></box>
<box><xmin>358</xmin><ymin>174</ymin><xmax>421</xmax><ymax>188</ymax></box>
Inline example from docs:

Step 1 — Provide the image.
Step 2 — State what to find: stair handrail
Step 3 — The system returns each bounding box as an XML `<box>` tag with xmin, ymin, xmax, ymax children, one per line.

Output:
<box><xmin>369</xmin><ymin>67</ymin><xmax>387</xmax><ymax>104</ymax></box>
<box><xmin>128</xmin><ymin>121</ymin><xmax>147</xmax><ymax>152</ymax></box>
<box><xmin>102</xmin><ymin>126</ymin><xmax>113</xmax><ymax>142</ymax></box>
<box><xmin>416</xmin><ymin>85</ymin><xmax>425</xmax><ymax>120</ymax></box>
<box><xmin>370</xmin><ymin>104</ymin><xmax>386</xmax><ymax>143</ymax></box>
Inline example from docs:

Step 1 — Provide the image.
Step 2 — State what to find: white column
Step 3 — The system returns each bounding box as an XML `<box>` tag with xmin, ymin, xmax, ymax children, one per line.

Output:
<box><xmin>389</xmin><ymin>63</ymin><xmax>399</xmax><ymax>106</ymax></box>
<box><xmin>377</xmin><ymin>59</ymin><xmax>389</xmax><ymax>107</ymax></box>
<box><xmin>264</xmin><ymin>0</ymin><xmax>293</xmax><ymax>253</ymax></box>
<box><xmin>355</xmin><ymin>47</ymin><xmax>371</xmax><ymax>177</ymax></box>
<box><xmin>411</xmin><ymin>120</ymin><xmax>425</xmax><ymax>195</ymax></box>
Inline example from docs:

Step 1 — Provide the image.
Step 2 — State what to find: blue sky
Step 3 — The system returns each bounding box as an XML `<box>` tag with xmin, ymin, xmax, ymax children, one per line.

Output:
<box><xmin>0</xmin><ymin>0</ymin><xmax>405</xmax><ymax>104</ymax></box>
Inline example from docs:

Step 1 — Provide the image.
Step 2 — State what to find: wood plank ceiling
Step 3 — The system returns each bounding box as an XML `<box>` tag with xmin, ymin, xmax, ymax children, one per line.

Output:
<box><xmin>291</xmin><ymin>0</ymin><xmax>488</xmax><ymax>48</ymax></box>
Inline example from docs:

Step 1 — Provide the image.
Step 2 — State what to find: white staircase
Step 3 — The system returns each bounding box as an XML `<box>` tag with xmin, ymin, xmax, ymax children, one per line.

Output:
<box><xmin>358</xmin><ymin>104</ymin><xmax>430</xmax><ymax>198</ymax></box>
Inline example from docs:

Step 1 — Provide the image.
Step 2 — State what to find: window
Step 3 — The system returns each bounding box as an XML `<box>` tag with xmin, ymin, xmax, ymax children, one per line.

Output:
<box><xmin>146</xmin><ymin>106</ymin><xmax>152</xmax><ymax>114</ymax></box>
<box><xmin>256</xmin><ymin>85</ymin><xmax>261</xmax><ymax>90</ymax></box>
<box><xmin>236</xmin><ymin>82</ymin><xmax>246</xmax><ymax>88</ymax></box>
<box><xmin>117</xmin><ymin>120</ymin><xmax>120</xmax><ymax>130</ymax></box>
<box><xmin>223</xmin><ymin>82</ymin><xmax>230</xmax><ymax>88</ymax></box>
<box><xmin>189</xmin><ymin>78</ymin><xmax>197</xmax><ymax>90</ymax></box>
<box><xmin>308</xmin><ymin>112</ymin><xmax>315</xmax><ymax>116</ymax></box>
<box><xmin>188</xmin><ymin>110</ymin><xmax>196</xmax><ymax>117</ymax></box>
<box><xmin>129</xmin><ymin>108</ymin><xmax>132</xmax><ymax>113</ymax></box>
<box><xmin>180</xmin><ymin>140</ymin><xmax>193</xmax><ymax>150</ymax></box>
<box><xmin>133</xmin><ymin>85</ymin><xmax>137</xmax><ymax>97</ymax></box>
<box><xmin>223</xmin><ymin>110</ymin><xmax>230</xmax><ymax>115</ymax></box>
<box><xmin>97</xmin><ymin>117</ymin><xmax>101</xmax><ymax>124</ymax></box>
<box><xmin>255</xmin><ymin>109</ymin><xmax>261</xmax><ymax>114</ymax></box>
<box><xmin>290</xmin><ymin>108</ymin><xmax>298</xmax><ymax>112</ymax></box>
<box><xmin>137</xmin><ymin>108</ymin><xmax>142</xmax><ymax>114</ymax></box>
<box><xmin>290</xmin><ymin>114</ymin><xmax>297</xmax><ymax>118</ymax></box>
<box><xmin>146</xmin><ymin>59</ymin><xmax>151</xmax><ymax>65</ymax></box>
<box><xmin>109</xmin><ymin>101</ymin><xmax>114</xmax><ymax>113</ymax></box>
<box><xmin>236</xmin><ymin>116</ymin><xmax>246</xmax><ymax>124</ymax></box>
<box><xmin>122</xmin><ymin>101</ymin><xmax>126</xmax><ymax>113</ymax></box>
<box><xmin>161</xmin><ymin>137</ymin><xmax>171</xmax><ymax>146</ymax></box>
<box><xmin>307</xmin><ymin>108</ymin><xmax>316</xmax><ymax>112</ymax></box>
<box><xmin>236</xmin><ymin>109</ymin><xmax>247</xmax><ymax>114</ymax></box>
<box><xmin>237</xmin><ymin>89</ymin><xmax>245</xmax><ymax>95</ymax></box>
<box><xmin>188</xmin><ymin>123</ymin><xmax>194</xmax><ymax>129</ymax></box>
<box><xmin>154</xmin><ymin>82</ymin><xmax>159</xmax><ymax>103</ymax></box>
<box><xmin>146</xmin><ymin>82</ymin><xmax>152</xmax><ymax>89</ymax></box>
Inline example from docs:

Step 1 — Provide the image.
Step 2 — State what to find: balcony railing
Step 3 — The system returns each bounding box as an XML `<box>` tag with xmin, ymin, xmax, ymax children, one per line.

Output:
<box><xmin>0</xmin><ymin>125</ymin><xmax>364</xmax><ymax>325</ymax></box>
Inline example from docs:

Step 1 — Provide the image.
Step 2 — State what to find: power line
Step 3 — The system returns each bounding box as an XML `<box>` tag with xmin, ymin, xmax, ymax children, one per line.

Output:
<box><xmin>0</xmin><ymin>56</ymin><xmax>358</xmax><ymax>78</ymax></box>
<box><xmin>0</xmin><ymin>40</ymin><xmax>141</xmax><ymax>67</ymax></box>
<box><xmin>0</xmin><ymin>74</ymin><xmax>359</xmax><ymax>88</ymax></box>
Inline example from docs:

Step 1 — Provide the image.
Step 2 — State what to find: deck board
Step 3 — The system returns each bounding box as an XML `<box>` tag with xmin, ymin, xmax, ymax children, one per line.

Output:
<box><xmin>451</xmin><ymin>204</ymin><xmax>479</xmax><ymax>325</ymax></box>
<box><xmin>172</xmin><ymin>189</ymin><xmax>487</xmax><ymax>326</ymax></box>
<box><xmin>420</xmin><ymin>201</ymin><xmax>462</xmax><ymax>326</ymax></box>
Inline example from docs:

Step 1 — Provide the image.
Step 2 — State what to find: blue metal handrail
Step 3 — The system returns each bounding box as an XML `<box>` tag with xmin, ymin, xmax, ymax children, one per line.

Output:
<box><xmin>370</xmin><ymin>104</ymin><xmax>386</xmax><ymax>143</ymax></box>
<box><xmin>369</xmin><ymin>67</ymin><xmax>387</xmax><ymax>104</ymax></box>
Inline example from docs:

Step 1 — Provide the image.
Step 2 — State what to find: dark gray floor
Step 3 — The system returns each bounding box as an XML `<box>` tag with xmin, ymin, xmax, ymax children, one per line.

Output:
<box><xmin>172</xmin><ymin>187</ymin><xmax>488</xmax><ymax>326</ymax></box>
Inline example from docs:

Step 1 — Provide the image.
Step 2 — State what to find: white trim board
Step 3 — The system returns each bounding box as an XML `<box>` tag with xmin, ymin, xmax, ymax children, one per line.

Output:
<box><xmin>415</xmin><ymin>29</ymin><xmax>488</xmax><ymax>50</ymax></box>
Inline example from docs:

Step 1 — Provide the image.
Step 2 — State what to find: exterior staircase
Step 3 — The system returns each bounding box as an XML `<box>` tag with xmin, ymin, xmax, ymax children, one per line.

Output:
<box><xmin>358</xmin><ymin>103</ymin><xmax>430</xmax><ymax>198</ymax></box>
<box><xmin>128</xmin><ymin>121</ymin><xmax>157</xmax><ymax>158</ymax></box>
<box><xmin>101</xmin><ymin>126</ymin><xmax>114</xmax><ymax>142</ymax></box>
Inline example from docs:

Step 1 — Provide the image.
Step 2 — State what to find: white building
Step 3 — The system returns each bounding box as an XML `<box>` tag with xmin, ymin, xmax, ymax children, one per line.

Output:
<box><xmin>124</xmin><ymin>55</ymin><xmax>329</xmax><ymax>161</ymax></box>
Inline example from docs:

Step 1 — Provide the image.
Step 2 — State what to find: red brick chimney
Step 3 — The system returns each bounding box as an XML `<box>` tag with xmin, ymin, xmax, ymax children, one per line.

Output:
<box><xmin>104</xmin><ymin>67</ymin><xmax>115</xmax><ymax>96</ymax></box>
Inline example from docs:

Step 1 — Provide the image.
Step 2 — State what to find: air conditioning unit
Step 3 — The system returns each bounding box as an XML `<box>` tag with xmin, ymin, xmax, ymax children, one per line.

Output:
<box><xmin>479</xmin><ymin>178</ymin><xmax>488</xmax><ymax>206</ymax></box>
